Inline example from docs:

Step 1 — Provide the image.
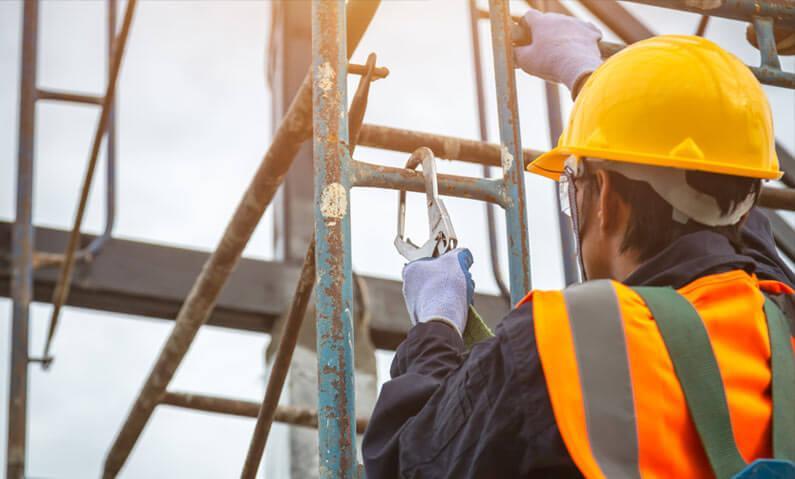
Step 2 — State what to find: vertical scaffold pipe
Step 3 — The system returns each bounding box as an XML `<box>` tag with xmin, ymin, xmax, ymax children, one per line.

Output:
<box><xmin>487</xmin><ymin>0</ymin><xmax>532</xmax><ymax>303</ymax></box>
<box><xmin>312</xmin><ymin>1</ymin><xmax>356</xmax><ymax>478</ymax></box>
<box><xmin>7</xmin><ymin>1</ymin><xmax>38</xmax><ymax>478</ymax></box>
<box><xmin>467</xmin><ymin>0</ymin><xmax>511</xmax><ymax>301</ymax></box>
<box><xmin>312</xmin><ymin>1</ymin><xmax>356</xmax><ymax>477</ymax></box>
<box><xmin>543</xmin><ymin>82</ymin><xmax>579</xmax><ymax>284</ymax></box>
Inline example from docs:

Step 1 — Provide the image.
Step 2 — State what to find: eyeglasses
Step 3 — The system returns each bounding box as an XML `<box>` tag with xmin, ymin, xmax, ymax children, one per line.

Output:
<box><xmin>559</xmin><ymin>165</ymin><xmax>579</xmax><ymax>218</ymax></box>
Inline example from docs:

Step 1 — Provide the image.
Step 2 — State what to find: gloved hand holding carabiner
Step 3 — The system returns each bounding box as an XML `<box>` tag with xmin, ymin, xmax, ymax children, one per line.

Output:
<box><xmin>402</xmin><ymin>248</ymin><xmax>475</xmax><ymax>336</ymax></box>
<box><xmin>395</xmin><ymin>148</ymin><xmax>493</xmax><ymax>344</ymax></box>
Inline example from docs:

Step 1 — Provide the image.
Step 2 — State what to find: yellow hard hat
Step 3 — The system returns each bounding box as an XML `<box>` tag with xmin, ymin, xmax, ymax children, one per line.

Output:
<box><xmin>527</xmin><ymin>35</ymin><xmax>781</xmax><ymax>181</ymax></box>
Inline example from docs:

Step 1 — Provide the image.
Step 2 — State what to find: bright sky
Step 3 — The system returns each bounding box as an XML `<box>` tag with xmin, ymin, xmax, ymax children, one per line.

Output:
<box><xmin>1</xmin><ymin>1</ymin><xmax>794</xmax><ymax>477</ymax></box>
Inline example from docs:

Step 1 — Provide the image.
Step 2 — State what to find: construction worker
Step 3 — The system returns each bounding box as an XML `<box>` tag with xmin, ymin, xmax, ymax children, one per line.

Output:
<box><xmin>362</xmin><ymin>9</ymin><xmax>795</xmax><ymax>479</ymax></box>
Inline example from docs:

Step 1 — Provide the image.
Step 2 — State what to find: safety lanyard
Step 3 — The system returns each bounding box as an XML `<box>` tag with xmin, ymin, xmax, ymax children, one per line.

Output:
<box><xmin>632</xmin><ymin>287</ymin><xmax>795</xmax><ymax>479</ymax></box>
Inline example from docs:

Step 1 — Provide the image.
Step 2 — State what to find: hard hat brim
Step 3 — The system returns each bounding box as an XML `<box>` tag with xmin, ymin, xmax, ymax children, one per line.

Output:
<box><xmin>526</xmin><ymin>146</ymin><xmax>783</xmax><ymax>181</ymax></box>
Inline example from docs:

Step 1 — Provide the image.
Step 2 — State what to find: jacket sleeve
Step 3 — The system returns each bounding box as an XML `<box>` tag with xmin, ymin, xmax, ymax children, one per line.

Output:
<box><xmin>362</xmin><ymin>303</ymin><xmax>579</xmax><ymax>479</ymax></box>
<box><xmin>742</xmin><ymin>208</ymin><xmax>795</xmax><ymax>287</ymax></box>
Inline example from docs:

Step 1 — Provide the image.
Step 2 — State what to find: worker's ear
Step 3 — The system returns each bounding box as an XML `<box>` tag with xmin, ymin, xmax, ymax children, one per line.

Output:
<box><xmin>595</xmin><ymin>169</ymin><xmax>627</xmax><ymax>234</ymax></box>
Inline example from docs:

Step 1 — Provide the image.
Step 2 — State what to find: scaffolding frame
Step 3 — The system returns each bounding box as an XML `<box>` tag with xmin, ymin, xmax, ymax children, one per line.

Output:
<box><xmin>8</xmin><ymin>0</ymin><xmax>123</xmax><ymax>477</ymax></box>
<box><xmin>7</xmin><ymin>1</ymin><xmax>795</xmax><ymax>478</ymax></box>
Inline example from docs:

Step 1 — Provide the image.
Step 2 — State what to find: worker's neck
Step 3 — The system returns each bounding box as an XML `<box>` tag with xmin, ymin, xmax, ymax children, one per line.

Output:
<box><xmin>612</xmin><ymin>250</ymin><xmax>642</xmax><ymax>283</ymax></box>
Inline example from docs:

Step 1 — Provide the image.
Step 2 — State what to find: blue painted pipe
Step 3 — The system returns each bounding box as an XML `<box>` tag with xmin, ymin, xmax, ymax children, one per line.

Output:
<box><xmin>488</xmin><ymin>0</ymin><xmax>533</xmax><ymax>304</ymax></box>
<box><xmin>312</xmin><ymin>1</ymin><xmax>357</xmax><ymax>478</ymax></box>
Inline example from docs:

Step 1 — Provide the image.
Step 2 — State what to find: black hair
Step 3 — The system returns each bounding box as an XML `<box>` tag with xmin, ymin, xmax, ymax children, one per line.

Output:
<box><xmin>579</xmin><ymin>166</ymin><xmax>761</xmax><ymax>262</ymax></box>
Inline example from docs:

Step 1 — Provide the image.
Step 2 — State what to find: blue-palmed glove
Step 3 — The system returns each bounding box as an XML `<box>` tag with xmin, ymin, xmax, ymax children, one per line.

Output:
<box><xmin>401</xmin><ymin>248</ymin><xmax>475</xmax><ymax>336</ymax></box>
<box><xmin>514</xmin><ymin>9</ymin><xmax>603</xmax><ymax>94</ymax></box>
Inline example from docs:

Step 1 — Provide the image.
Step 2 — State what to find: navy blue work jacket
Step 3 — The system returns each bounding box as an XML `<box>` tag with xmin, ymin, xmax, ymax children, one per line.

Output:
<box><xmin>362</xmin><ymin>209</ymin><xmax>795</xmax><ymax>479</ymax></box>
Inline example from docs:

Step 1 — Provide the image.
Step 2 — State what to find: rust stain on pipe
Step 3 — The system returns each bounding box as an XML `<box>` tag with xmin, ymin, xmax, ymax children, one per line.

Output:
<box><xmin>359</xmin><ymin>124</ymin><xmax>542</xmax><ymax>168</ymax></box>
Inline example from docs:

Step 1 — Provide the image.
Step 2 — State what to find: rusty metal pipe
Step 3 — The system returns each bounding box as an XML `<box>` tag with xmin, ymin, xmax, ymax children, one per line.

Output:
<box><xmin>508</xmin><ymin>27</ymin><xmax>790</xmax><ymax>88</ymax></box>
<box><xmin>239</xmin><ymin>239</ymin><xmax>315</xmax><ymax>479</ymax></box>
<box><xmin>621</xmin><ymin>0</ymin><xmax>795</xmax><ymax>28</ymax></box>
<box><xmin>239</xmin><ymin>53</ymin><xmax>377</xmax><ymax>478</ymax></box>
<box><xmin>508</xmin><ymin>11</ymin><xmax>792</xmax><ymax>88</ymax></box>
<box><xmin>160</xmin><ymin>391</ymin><xmax>368</xmax><ymax>433</ymax></box>
<box><xmin>348</xmin><ymin>62</ymin><xmax>389</xmax><ymax>79</ymax></box>
<box><xmin>101</xmin><ymin>2</ymin><xmax>380</xmax><ymax>477</ymax></box>
<box><xmin>161</xmin><ymin>391</ymin><xmax>262</xmax><ymax>417</ymax></box>
<box><xmin>351</xmin><ymin>160</ymin><xmax>507</xmax><ymax>206</ymax></box>
<box><xmin>759</xmin><ymin>186</ymin><xmax>795</xmax><ymax>211</ymax></box>
<box><xmin>7</xmin><ymin>1</ymin><xmax>38</xmax><ymax>477</ymax></box>
<box><xmin>488</xmin><ymin>0</ymin><xmax>533</xmax><ymax>303</ymax></box>
<box><xmin>44</xmin><ymin>0</ymin><xmax>135</xmax><ymax>365</ymax></box>
<box><xmin>36</xmin><ymin>89</ymin><xmax>103</xmax><ymax>105</ymax></box>
<box><xmin>358</xmin><ymin>124</ymin><xmax>542</xmax><ymax>168</ymax></box>
<box><xmin>591</xmin><ymin>38</ymin><xmax>788</xmax><ymax>88</ymax></box>
<box><xmin>695</xmin><ymin>15</ymin><xmax>710</xmax><ymax>36</ymax></box>
<box><xmin>312</xmin><ymin>1</ymin><xmax>358</xmax><ymax>475</ymax></box>
<box><xmin>578</xmin><ymin>0</ymin><xmax>653</xmax><ymax>43</ymax></box>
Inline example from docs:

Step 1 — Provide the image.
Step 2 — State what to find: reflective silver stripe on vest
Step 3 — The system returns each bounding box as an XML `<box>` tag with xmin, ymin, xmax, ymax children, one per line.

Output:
<box><xmin>563</xmin><ymin>280</ymin><xmax>641</xmax><ymax>479</ymax></box>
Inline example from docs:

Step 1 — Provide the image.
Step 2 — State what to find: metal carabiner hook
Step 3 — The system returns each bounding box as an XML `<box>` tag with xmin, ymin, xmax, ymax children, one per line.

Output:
<box><xmin>395</xmin><ymin>147</ymin><xmax>458</xmax><ymax>261</ymax></box>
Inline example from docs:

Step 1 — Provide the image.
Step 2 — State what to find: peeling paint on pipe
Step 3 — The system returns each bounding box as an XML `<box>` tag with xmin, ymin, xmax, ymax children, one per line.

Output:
<box><xmin>312</xmin><ymin>1</ymin><xmax>357</xmax><ymax>478</ymax></box>
<box><xmin>358</xmin><ymin>123</ymin><xmax>543</xmax><ymax>168</ymax></box>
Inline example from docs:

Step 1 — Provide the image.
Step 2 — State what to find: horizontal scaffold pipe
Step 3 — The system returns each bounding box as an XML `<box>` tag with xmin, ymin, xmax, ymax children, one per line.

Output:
<box><xmin>350</xmin><ymin>159</ymin><xmax>509</xmax><ymax>206</ymax></box>
<box><xmin>160</xmin><ymin>391</ymin><xmax>369</xmax><ymax>434</ymax></box>
<box><xmin>506</xmin><ymin>11</ymin><xmax>794</xmax><ymax>89</ymax></box>
<box><xmin>358</xmin><ymin>124</ymin><xmax>543</xmax><ymax>168</ymax></box>
<box><xmin>595</xmin><ymin>40</ymin><xmax>793</xmax><ymax>90</ymax></box>
<box><xmin>36</xmin><ymin>88</ymin><xmax>104</xmax><ymax>105</ymax></box>
<box><xmin>621</xmin><ymin>0</ymin><xmax>795</xmax><ymax>28</ymax></box>
<box><xmin>759</xmin><ymin>186</ymin><xmax>795</xmax><ymax>211</ymax></box>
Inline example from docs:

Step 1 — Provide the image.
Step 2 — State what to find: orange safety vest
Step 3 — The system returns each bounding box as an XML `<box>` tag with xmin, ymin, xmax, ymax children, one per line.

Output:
<box><xmin>516</xmin><ymin>270</ymin><xmax>795</xmax><ymax>479</ymax></box>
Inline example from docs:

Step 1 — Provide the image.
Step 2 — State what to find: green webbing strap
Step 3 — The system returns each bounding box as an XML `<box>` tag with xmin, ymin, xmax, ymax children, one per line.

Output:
<box><xmin>633</xmin><ymin>287</ymin><xmax>746</xmax><ymax>479</ymax></box>
<box><xmin>762</xmin><ymin>298</ymin><xmax>795</xmax><ymax>461</ymax></box>
<box><xmin>462</xmin><ymin>305</ymin><xmax>494</xmax><ymax>350</ymax></box>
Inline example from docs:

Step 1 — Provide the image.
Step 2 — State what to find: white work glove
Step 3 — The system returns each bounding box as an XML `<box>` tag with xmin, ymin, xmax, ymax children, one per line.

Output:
<box><xmin>401</xmin><ymin>248</ymin><xmax>474</xmax><ymax>336</ymax></box>
<box><xmin>514</xmin><ymin>9</ymin><xmax>603</xmax><ymax>94</ymax></box>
